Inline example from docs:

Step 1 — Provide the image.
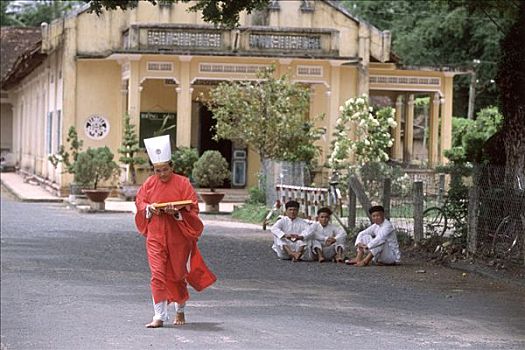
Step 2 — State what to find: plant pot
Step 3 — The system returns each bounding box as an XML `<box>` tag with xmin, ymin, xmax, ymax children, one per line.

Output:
<box><xmin>199</xmin><ymin>192</ymin><xmax>225</xmax><ymax>213</ymax></box>
<box><xmin>119</xmin><ymin>183</ymin><xmax>140</xmax><ymax>201</ymax></box>
<box><xmin>82</xmin><ymin>189</ymin><xmax>111</xmax><ymax>211</ymax></box>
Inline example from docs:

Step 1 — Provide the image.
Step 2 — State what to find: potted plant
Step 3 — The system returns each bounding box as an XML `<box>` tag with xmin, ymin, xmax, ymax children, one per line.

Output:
<box><xmin>118</xmin><ymin>114</ymin><xmax>146</xmax><ymax>200</ymax></box>
<box><xmin>48</xmin><ymin>126</ymin><xmax>84</xmax><ymax>198</ymax></box>
<box><xmin>192</xmin><ymin>150</ymin><xmax>231</xmax><ymax>212</ymax></box>
<box><xmin>171</xmin><ymin>146</ymin><xmax>199</xmax><ymax>179</ymax></box>
<box><xmin>74</xmin><ymin>147</ymin><xmax>119</xmax><ymax>210</ymax></box>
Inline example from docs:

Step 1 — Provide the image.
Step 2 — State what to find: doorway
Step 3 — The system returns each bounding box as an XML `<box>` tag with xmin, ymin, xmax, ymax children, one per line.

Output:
<box><xmin>198</xmin><ymin>104</ymin><xmax>232</xmax><ymax>188</ymax></box>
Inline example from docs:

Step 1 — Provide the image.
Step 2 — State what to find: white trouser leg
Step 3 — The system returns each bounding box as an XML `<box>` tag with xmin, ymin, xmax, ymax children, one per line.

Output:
<box><xmin>152</xmin><ymin>298</ymin><xmax>169</xmax><ymax>322</ymax></box>
<box><xmin>176</xmin><ymin>302</ymin><xmax>186</xmax><ymax>314</ymax></box>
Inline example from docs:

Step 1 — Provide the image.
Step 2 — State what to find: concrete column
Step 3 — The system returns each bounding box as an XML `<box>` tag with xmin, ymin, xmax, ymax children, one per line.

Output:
<box><xmin>428</xmin><ymin>92</ymin><xmax>440</xmax><ymax>167</ymax></box>
<box><xmin>176</xmin><ymin>56</ymin><xmax>192</xmax><ymax>147</ymax></box>
<box><xmin>403</xmin><ymin>93</ymin><xmax>414</xmax><ymax>163</ymax></box>
<box><xmin>127</xmin><ymin>60</ymin><xmax>141</xmax><ymax>125</ymax></box>
<box><xmin>357</xmin><ymin>24</ymin><xmax>370</xmax><ymax>96</ymax></box>
<box><xmin>327</xmin><ymin>61</ymin><xmax>342</xmax><ymax>152</ymax></box>
<box><xmin>393</xmin><ymin>95</ymin><xmax>403</xmax><ymax>160</ymax></box>
<box><xmin>440</xmin><ymin>75</ymin><xmax>454</xmax><ymax>164</ymax></box>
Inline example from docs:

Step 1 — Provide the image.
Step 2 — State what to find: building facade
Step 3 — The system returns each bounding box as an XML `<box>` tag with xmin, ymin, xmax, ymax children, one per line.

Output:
<box><xmin>1</xmin><ymin>0</ymin><xmax>458</xmax><ymax>194</ymax></box>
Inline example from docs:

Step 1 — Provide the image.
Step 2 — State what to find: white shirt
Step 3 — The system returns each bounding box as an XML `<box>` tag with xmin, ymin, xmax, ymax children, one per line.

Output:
<box><xmin>307</xmin><ymin>222</ymin><xmax>346</xmax><ymax>244</ymax></box>
<box><xmin>357</xmin><ymin>219</ymin><xmax>401</xmax><ymax>261</ymax></box>
<box><xmin>271</xmin><ymin>216</ymin><xmax>313</xmax><ymax>240</ymax></box>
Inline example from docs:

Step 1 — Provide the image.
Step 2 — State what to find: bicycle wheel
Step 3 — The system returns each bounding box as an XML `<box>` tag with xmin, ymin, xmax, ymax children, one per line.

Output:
<box><xmin>423</xmin><ymin>207</ymin><xmax>447</xmax><ymax>238</ymax></box>
<box><xmin>491</xmin><ymin>216</ymin><xmax>523</xmax><ymax>262</ymax></box>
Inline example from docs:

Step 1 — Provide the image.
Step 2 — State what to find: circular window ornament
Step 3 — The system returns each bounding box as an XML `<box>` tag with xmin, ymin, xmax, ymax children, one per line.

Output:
<box><xmin>84</xmin><ymin>115</ymin><xmax>110</xmax><ymax>140</ymax></box>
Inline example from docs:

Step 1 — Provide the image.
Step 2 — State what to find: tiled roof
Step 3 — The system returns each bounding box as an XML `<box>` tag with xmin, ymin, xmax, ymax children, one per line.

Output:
<box><xmin>0</xmin><ymin>26</ymin><xmax>42</xmax><ymax>85</ymax></box>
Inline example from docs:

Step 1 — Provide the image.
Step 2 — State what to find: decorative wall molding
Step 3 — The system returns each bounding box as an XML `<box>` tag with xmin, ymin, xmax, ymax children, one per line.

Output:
<box><xmin>199</xmin><ymin>63</ymin><xmax>268</xmax><ymax>74</ymax></box>
<box><xmin>296</xmin><ymin>65</ymin><xmax>323</xmax><ymax>77</ymax></box>
<box><xmin>370</xmin><ymin>75</ymin><xmax>441</xmax><ymax>87</ymax></box>
<box><xmin>147</xmin><ymin>61</ymin><xmax>173</xmax><ymax>72</ymax></box>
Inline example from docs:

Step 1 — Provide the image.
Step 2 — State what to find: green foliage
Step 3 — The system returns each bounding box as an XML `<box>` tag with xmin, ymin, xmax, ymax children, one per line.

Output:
<box><xmin>192</xmin><ymin>150</ymin><xmax>231</xmax><ymax>191</ymax></box>
<box><xmin>74</xmin><ymin>147</ymin><xmax>119</xmax><ymax>189</ymax></box>
<box><xmin>118</xmin><ymin>114</ymin><xmax>146</xmax><ymax>185</ymax></box>
<box><xmin>85</xmin><ymin>0</ymin><xmax>270</xmax><ymax>27</ymax></box>
<box><xmin>206</xmin><ymin>66</ymin><xmax>323</xmax><ymax>167</ymax></box>
<box><xmin>247</xmin><ymin>186</ymin><xmax>266</xmax><ymax>204</ymax></box>
<box><xmin>152</xmin><ymin>114</ymin><xmax>176</xmax><ymax>137</ymax></box>
<box><xmin>449</xmin><ymin>106</ymin><xmax>503</xmax><ymax>163</ymax></box>
<box><xmin>329</xmin><ymin>95</ymin><xmax>396</xmax><ymax>170</ymax></box>
<box><xmin>341</xmin><ymin>0</ymin><xmax>515</xmax><ymax>117</ymax></box>
<box><xmin>171</xmin><ymin>147</ymin><xmax>199</xmax><ymax>178</ymax></box>
<box><xmin>48</xmin><ymin>126</ymin><xmax>83</xmax><ymax>178</ymax></box>
<box><xmin>231</xmin><ymin>203</ymin><xmax>269</xmax><ymax>224</ymax></box>
<box><xmin>1</xmin><ymin>1</ymin><xmax>83</xmax><ymax>27</ymax></box>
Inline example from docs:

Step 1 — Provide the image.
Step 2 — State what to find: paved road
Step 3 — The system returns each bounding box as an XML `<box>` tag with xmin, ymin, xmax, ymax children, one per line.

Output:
<box><xmin>1</xmin><ymin>190</ymin><xmax>524</xmax><ymax>350</ymax></box>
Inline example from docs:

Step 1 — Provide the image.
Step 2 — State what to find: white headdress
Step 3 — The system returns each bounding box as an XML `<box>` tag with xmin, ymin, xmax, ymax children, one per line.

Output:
<box><xmin>144</xmin><ymin>135</ymin><xmax>171</xmax><ymax>164</ymax></box>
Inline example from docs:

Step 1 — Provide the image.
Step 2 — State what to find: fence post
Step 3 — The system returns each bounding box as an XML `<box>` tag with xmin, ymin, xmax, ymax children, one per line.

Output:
<box><xmin>349</xmin><ymin>176</ymin><xmax>373</xmax><ymax>223</ymax></box>
<box><xmin>413</xmin><ymin>181</ymin><xmax>424</xmax><ymax>244</ymax></box>
<box><xmin>467</xmin><ymin>185</ymin><xmax>480</xmax><ymax>256</ymax></box>
<box><xmin>383</xmin><ymin>178</ymin><xmax>391</xmax><ymax>219</ymax></box>
<box><xmin>438</xmin><ymin>174</ymin><xmax>445</xmax><ymax>204</ymax></box>
<box><xmin>348</xmin><ymin>183</ymin><xmax>357</xmax><ymax>229</ymax></box>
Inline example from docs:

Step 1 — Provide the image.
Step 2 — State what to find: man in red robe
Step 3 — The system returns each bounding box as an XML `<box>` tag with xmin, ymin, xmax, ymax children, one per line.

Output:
<box><xmin>135</xmin><ymin>135</ymin><xmax>216</xmax><ymax>328</ymax></box>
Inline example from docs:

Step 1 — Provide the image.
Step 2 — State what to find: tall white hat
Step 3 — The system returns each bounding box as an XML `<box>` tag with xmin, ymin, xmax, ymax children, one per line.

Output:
<box><xmin>144</xmin><ymin>135</ymin><xmax>171</xmax><ymax>164</ymax></box>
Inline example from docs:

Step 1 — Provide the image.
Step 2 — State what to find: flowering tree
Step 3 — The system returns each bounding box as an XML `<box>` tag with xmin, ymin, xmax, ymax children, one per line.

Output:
<box><xmin>329</xmin><ymin>95</ymin><xmax>396</xmax><ymax>171</ymax></box>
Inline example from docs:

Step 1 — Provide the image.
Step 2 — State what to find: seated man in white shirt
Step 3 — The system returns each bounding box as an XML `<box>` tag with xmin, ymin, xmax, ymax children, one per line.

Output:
<box><xmin>271</xmin><ymin>200</ymin><xmax>313</xmax><ymax>262</ymax></box>
<box><xmin>308</xmin><ymin>207</ymin><xmax>347</xmax><ymax>263</ymax></box>
<box><xmin>346</xmin><ymin>205</ymin><xmax>401</xmax><ymax>267</ymax></box>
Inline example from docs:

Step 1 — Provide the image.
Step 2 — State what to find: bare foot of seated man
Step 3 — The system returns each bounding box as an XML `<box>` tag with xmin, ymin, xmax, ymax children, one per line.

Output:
<box><xmin>145</xmin><ymin>319</ymin><xmax>164</xmax><ymax>328</ymax></box>
<box><xmin>314</xmin><ymin>248</ymin><xmax>325</xmax><ymax>263</ymax></box>
<box><xmin>174</xmin><ymin>312</ymin><xmax>185</xmax><ymax>326</ymax></box>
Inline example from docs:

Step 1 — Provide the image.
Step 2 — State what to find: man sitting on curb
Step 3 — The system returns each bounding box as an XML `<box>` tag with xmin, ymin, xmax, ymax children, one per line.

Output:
<box><xmin>271</xmin><ymin>200</ymin><xmax>313</xmax><ymax>262</ymax></box>
<box><xmin>346</xmin><ymin>205</ymin><xmax>401</xmax><ymax>267</ymax></box>
<box><xmin>307</xmin><ymin>207</ymin><xmax>347</xmax><ymax>263</ymax></box>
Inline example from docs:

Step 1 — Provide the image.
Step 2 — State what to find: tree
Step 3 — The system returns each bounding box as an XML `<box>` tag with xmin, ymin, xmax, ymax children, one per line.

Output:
<box><xmin>118</xmin><ymin>114</ymin><xmax>146</xmax><ymax>185</ymax></box>
<box><xmin>341</xmin><ymin>0</ymin><xmax>505</xmax><ymax>118</ymax></box>
<box><xmin>205</xmin><ymin>66</ymin><xmax>323</xmax><ymax>186</ymax></box>
<box><xmin>494</xmin><ymin>1</ymin><xmax>525</xmax><ymax>185</ymax></box>
<box><xmin>84</xmin><ymin>0</ymin><xmax>270</xmax><ymax>28</ymax></box>
<box><xmin>1</xmin><ymin>1</ymin><xmax>83</xmax><ymax>27</ymax></box>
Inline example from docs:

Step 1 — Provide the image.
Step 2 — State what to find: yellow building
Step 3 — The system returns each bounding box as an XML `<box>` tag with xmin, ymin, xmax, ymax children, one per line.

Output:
<box><xmin>0</xmin><ymin>0</ymin><xmax>460</xmax><ymax>194</ymax></box>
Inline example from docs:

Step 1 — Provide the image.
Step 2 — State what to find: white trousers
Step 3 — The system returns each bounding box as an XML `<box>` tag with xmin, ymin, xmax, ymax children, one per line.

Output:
<box><xmin>355</xmin><ymin>233</ymin><xmax>397</xmax><ymax>264</ymax></box>
<box><xmin>272</xmin><ymin>237</ymin><xmax>313</xmax><ymax>261</ymax></box>
<box><xmin>152</xmin><ymin>298</ymin><xmax>186</xmax><ymax>322</ymax></box>
<box><xmin>311</xmin><ymin>240</ymin><xmax>346</xmax><ymax>260</ymax></box>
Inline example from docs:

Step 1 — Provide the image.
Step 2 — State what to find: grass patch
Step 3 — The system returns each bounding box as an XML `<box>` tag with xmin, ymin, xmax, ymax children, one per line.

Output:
<box><xmin>231</xmin><ymin>203</ymin><xmax>269</xmax><ymax>224</ymax></box>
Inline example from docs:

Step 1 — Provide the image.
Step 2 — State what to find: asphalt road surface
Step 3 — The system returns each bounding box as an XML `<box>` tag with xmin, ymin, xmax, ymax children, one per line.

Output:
<box><xmin>1</xmin><ymin>190</ymin><xmax>524</xmax><ymax>349</ymax></box>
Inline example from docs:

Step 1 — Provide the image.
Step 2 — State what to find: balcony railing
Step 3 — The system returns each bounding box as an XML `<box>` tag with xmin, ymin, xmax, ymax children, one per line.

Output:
<box><xmin>123</xmin><ymin>24</ymin><xmax>339</xmax><ymax>57</ymax></box>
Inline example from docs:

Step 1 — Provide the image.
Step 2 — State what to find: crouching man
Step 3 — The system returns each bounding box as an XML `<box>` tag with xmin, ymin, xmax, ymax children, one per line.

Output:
<box><xmin>307</xmin><ymin>207</ymin><xmax>347</xmax><ymax>263</ymax></box>
<box><xmin>346</xmin><ymin>205</ymin><xmax>401</xmax><ymax>267</ymax></box>
<box><xmin>271</xmin><ymin>200</ymin><xmax>313</xmax><ymax>262</ymax></box>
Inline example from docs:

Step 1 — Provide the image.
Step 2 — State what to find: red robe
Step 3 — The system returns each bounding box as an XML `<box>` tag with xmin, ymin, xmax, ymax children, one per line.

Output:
<box><xmin>135</xmin><ymin>173</ymin><xmax>216</xmax><ymax>304</ymax></box>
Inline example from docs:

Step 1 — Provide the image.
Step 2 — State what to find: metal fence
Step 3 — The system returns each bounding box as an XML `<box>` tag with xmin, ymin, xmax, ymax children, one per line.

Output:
<box><xmin>468</xmin><ymin>165</ymin><xmax>525</xmax><ymax>264</ymax></box>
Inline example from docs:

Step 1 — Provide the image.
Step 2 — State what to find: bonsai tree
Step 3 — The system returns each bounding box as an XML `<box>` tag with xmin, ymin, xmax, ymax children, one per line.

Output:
<box><xmin>192</xmin><ymin>150</ymin><xmax>231</xmax><ymax>192</ymax></box>
<box><xmin>74</xmin><ymin>147</ymin><xmax>119</xmax><ymax>190</ymax></box>
<box><xmin>48</xmin><ymin>126</ymin><xmax>83</xmax><ymax>178</ymax></box>
<box><xmin>118</xmin><ymin>114</ymin><xmax>146</xmax><ymax>185</ymax></box>
<box><xmin>171</xmin><ymin>146</ymin><xmax>199</xmax><ymax>178</ymax></box>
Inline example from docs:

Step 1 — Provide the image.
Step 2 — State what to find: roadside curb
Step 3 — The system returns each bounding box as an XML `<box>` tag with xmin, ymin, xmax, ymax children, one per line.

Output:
<box><xmin>1</xmin><ymin>182</ymin><xmax>63</xmax><ymax>203</ymax></box>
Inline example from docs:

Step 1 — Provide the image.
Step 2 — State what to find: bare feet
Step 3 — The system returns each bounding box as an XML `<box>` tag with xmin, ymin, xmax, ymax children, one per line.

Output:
<box><xmin>290</xmin><ymin>252</ymin><xmax>302</xmax><ymax>262</ymax></box>
<box><xmin>345</xmin><ymin>258</ymin><xmax>358</xmax><ymax>265</ymax></box>
<box><xmin>145</xmin><ymin>319</ymin><xmax>163</xmax><ymax>328</ymax></box>
<box><xmin>318</xmin><ymin>256</ymin><xmax>325</xmax><ymax>263</ymax></box>
<box><xmin>174</xmin><ymin>312</ymin><xmax>186</xmax><ymax>326</ymax></box>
